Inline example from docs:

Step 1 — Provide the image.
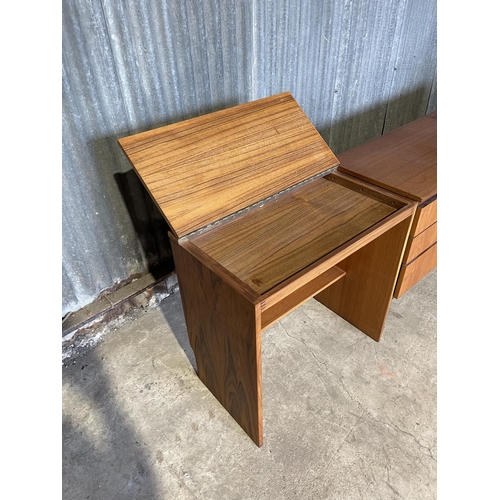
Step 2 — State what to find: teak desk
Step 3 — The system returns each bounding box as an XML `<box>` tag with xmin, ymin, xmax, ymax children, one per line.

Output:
<box><xmin>118</xmin><ymin>92</ymin><xmax>417</xmax><ymax>446</ymax></box>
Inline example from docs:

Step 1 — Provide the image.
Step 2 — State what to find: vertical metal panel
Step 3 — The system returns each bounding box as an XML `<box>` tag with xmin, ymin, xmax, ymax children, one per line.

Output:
<box><xmin>252</xmin><ymin>0</ymin><xmax>346</xmax><ymax>131</ymax></box>
<box><xmin>62</xmin><ymin>0</ymin><xmax>437</xmax><ymax>316</ymax></box>
<box><xmin>62</xmin><ymin>0</ymin><xmax>254</xmax><ymax>316</ymax></box>
<box><xmin>427</xmin><ymin>66</ymin><xmax>437</xmax><ymax>113</ymax></box>
<box><xmin>384</xmin><ymin>0</ymin><xmax>437</xmax><ymax>131</ymax></box>
<box><xmin>63</xmin><ymin>0</ymin><xmax>149</xmax><ymax>315</ymax></box>
<box><xmin>324</xmin><ymin>0</ymin><xmax>408</xmax><ymax>152</ymax></box>
<box><xmin>251</xmin><ymin>0</ymin><xmax>436</xmax><ymax>153</ymax></box>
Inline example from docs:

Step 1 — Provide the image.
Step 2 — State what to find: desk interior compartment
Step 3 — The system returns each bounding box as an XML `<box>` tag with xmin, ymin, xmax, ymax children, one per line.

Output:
<box><xmin>189</xmin><ymin>174</ymin><xmax>402</xmax><ymax>297</ymax></box>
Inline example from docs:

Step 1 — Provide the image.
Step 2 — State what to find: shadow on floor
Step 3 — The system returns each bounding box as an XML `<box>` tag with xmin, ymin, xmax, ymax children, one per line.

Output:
<box><xmin>62</xmin><ymin>348</ymin><xmax>161</xmax><ymax>500</ymax></box>
<box><xmin>159</xmin><ymin>291</ymin><xmax>197</xmax><ymax>371</ymax></box>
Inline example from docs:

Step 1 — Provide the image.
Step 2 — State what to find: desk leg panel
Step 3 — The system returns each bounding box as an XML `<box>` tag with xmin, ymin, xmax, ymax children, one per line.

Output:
<box><xmin>315</xmin><ymin>217</ymin><xmax>412</xmax><ymax>341</ymax></box>
<box><xmin>171</xmin><ymin>240</ymin><xmax>263</xmax><ymax>446</ymax></box>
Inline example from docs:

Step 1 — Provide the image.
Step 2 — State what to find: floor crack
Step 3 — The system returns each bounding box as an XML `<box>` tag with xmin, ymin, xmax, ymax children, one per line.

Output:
<box><xmin>336</xmin><ymin>410</ymin><xmax>365</xmax><ymax>453</ymax></box>
<box><xmin>376</xmin><ymin>416</ymin><xmax>436</xmax><ymax>462</ymax></box>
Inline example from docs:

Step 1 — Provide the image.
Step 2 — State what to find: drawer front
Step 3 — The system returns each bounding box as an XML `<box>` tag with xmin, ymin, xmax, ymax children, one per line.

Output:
<box><xmin>410</xmin><ymin>197</ymin><xmax>437</xmax><ymax>237</ymax></box>
<box><xmin>394</xmin><ymin>243</ymin><xmax>437</xmax><ymax>298</ymax></box>
<box><xmin>403</xmin><ymin>222</ymin><xmax>437</xmax><ymax>263</ymax></box>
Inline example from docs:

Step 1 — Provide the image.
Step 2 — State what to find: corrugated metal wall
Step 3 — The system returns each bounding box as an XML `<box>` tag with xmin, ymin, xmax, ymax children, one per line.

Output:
<box><xmin>62</xmin><ymin>0</ymin><xmax>437</xmax><ymax>316</ymax></box>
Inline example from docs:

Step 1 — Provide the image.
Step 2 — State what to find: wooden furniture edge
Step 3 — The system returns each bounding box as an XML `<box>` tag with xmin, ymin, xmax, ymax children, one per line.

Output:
<box><xmin>327</xmin><ymin>170</ymin><xmax>421</xmax><ymax>207</ymax></box>
<box><xmin>402</xmin><ymin>221</ymin><xmax>437</xmax><ymax>263</ymax></box>
<box><xmin>118</xmin><ymin>141</ymin><xmax>183</xmax><ymax>238</ymax></box>
<box><xmin>168</xmin><ymin>232</ymin><xmax>261</xmax><ymax>304</ymax></box>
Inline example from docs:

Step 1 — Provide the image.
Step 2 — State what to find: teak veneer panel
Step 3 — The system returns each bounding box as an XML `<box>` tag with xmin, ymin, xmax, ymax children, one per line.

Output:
<box><xmin>118</xmin><ymin>92</ymin><xmax>339</xmax><ymax>238</ymax></box>
<box><xmin>337</xmin><ymin>112</ymin><xmax>436</xmax><ymax>202</ymax></box>
<box><xmin>315</xmin><ymin>216</ymin><xmax>413</xmax><ymax>341</ymax></box>
<box><xmin>190</xmin><ymin>177</ymin><xmax>397</xmax><ymax>295</ymax></box>
<box><xmin>170</xmin><ymin>238</ymin><xmax>263</xmax><ymax>446</ymax></box>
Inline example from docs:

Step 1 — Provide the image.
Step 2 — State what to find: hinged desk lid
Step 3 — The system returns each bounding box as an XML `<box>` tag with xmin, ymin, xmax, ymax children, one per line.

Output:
<box><xmin>118</xmin><ymin>92</ymin><xmax>339</xmax><ymax>238</ymax></box>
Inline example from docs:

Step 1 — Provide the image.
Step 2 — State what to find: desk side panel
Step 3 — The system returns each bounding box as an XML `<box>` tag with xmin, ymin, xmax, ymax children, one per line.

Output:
<box><xmin>171</xmin><ymin>238</ymin><xmax>263</xmax><ymax>446</ymax></box>
<box><xmin>315</xmin><ymin>215</ymin><xmax>413</xmax><ymax>341</ymax></box>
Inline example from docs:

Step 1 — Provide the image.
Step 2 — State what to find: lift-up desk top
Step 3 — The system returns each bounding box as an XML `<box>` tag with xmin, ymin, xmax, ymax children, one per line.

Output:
<box><xmin>118</xmin><ymin>92</ymin><xmax>416</xmax><ymax>446</ymax></box>
<box><xmin>118</xmin><ymin>92</ymin><xmax>340</xmax><ymax>239</ymax></box>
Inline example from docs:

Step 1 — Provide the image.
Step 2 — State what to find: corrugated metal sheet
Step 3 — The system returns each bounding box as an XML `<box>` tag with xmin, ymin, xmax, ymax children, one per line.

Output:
<box><xmin>62</xmin><ymin>0</ymin><xmax>437</xmax><ymax>316</ymax></box>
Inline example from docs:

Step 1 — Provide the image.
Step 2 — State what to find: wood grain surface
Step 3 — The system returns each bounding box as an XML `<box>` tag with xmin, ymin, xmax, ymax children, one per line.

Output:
<box><xmin>410</xmin><ymin>196</ymin><xmax>437</xmax><ymax>237</ymax></box>
<box><xmin>175</xmin><ymin>236</ymin><xmax>261</xmax><ymax>304</ymax></box>
<box><xmin>403</xmin><ymin>222</ymin><xmax>437</xmax><ymax>263</ymax></box>
<box><xmin>118</xmin><ymin>92</ymin><xmax>339</xmax><ymax>238</ymax></box>
<box><xmin>394</xmin><ymin>242</ymin><xmax>437</xmax><ymax>298</ymax></box>
<box><xmin>190</xmin><ymin>177</ymin><xmax>397</xmax><ymax>295</ymax></box>
<box><xmin>337</xmin><ymin>112</ymin><xmax>436</xmax><ymax>202</ymax></box>
<box><xmin>260</xmin><ymin>265</ymin><xmax>345</xmax><ymax>330</ymax></box>
<box><xmin>171</xmin><ymin>238</ymin><xmax>263</xmax><ymax>446</ymax></box>
<box><xmin>255</xmin><ymin>172</ymin><xmax>417</xmax><ymax>311</ymax></box>
<box><xmin>315</xmin><ymin>216</ymin><xmax>413</xmax><ymax>341</ymax></box>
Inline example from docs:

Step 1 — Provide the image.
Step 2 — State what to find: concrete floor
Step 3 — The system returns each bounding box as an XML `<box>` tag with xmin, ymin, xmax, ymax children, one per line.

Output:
<box><xmin>62</xmin><ymin>268</ymin><xmax>436</xmax><ymax>500</ymax></box>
